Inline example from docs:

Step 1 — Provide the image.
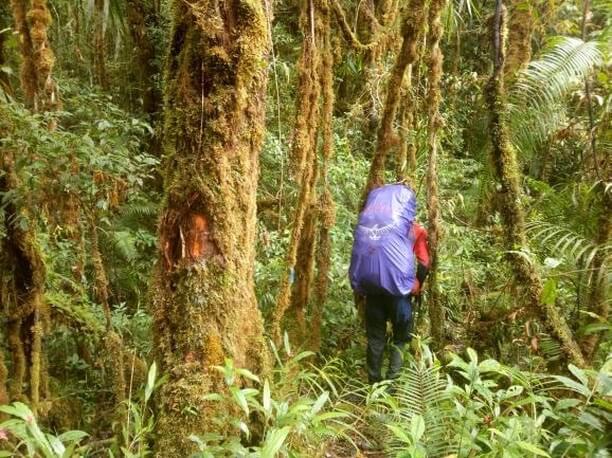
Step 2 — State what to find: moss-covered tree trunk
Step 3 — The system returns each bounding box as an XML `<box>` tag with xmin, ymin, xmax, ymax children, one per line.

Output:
<box><xmin>581</xmin><ymin>188</ymin><xmax>611</xmax><ymax>360</ymax></box>
<box><xmin>504</xmin><ymin>0</ymin><xmax>533</xmax><ymax>78</ymax></box>
<box><xmin>271</xmin><ymin>0</ymin><xmax>333</xmax><ymax>346</ymax></box>
<box><xmin>0</xmin><ymin>2</ymin><xmax>11</xmax><ymax>93</ymax></box>
<box><xmin>364</xmin><ymin>0</ymin><xmax>426</xmax><ymax>195</ymax></box>
<box><xmin>92</xmin><ymin>0</ymin><xmax>108</xmax><ymax>90</ymax></box>
<box><xmin>486</xmin><ymin>0</ymin><xmax>586</xmax><ymax>367</ymax></box>
<box><xmin>151</xmin><ymin>1</ymin><xmax>270</xmax><ymax>454</ymax></box>
<box><xmin>426</xmin><ymin>0</ymin><xmax>446</xmax><ymax>347</ymax></box>
<box><xmin>1</xmin><ymin>0</ymin><xmax>57</xmax><ymax>416</ymax></box>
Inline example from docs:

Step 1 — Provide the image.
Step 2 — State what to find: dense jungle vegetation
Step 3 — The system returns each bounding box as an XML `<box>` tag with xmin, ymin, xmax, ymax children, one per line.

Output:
<box><xmin>0</xmin><ymin>0</ymin><xmax>610</xmax><ymax>456</ymax></box>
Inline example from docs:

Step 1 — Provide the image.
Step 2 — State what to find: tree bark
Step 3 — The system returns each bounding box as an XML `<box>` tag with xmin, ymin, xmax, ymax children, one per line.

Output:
<box><xmin>426</xmin><ymin>0</ymin><xmax>446</xmax><ymax>347</ymax></box>
<box><xmin>125</xmin><ymin>0</ymin><xmax>161</xmax><ymax>116</ymax></box>
<box><xmin>486</xmin><ymin>0</ymin><xmax>586</xmax><ymax>367</ymax></box>
<box><xmin>364</xmin><ymin>0</ymin><xmax>426</xmax><ymax>195</ymax></box>
<box><xmin>2</xmin><ymin>0</ymin><xmax>57</xmax><ymax>416</ymax></box>
<box><xmin>504</xmin><ymin>0</ymin><xmax>533</xmax><ymax>79</ymax></box>
<box><xmin>152</xmin><ymin>1</ymin><xmax>270</xmax><ymax>454</ymax></box>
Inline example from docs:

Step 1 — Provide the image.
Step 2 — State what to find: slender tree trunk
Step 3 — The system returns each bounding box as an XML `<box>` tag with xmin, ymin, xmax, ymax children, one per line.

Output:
<box><xmin>152</xmin><ymin>1</ymin><xmax>270</xmax><ymax>454</ymax></box>
<box><xmin>93</xmin><ymin>0</ymin><xmax>108</xmax><ymax>90</ymax></box>
<box><xmin>271</xmin><ymin>0</ymin><xmax>325</xmax><ymax>345</ymax></box>
<box><xmin>125</xmin><ymin>0</ymin><xmax>160</xmax><ymax>116</ymax></box>
<box><xmin>0</xmin><ymin>3</ymin><xmax>11</xmax><ymax>94</ymax></box>
<box><xmin>312</xmin><ymin>20</ymin><xmax>336</xmax><ymax>351</ymax></box>
<box><xmin>486</xmin><ymin>0</ymin><xmax>586</xmax><ymax>367</ymax></box>
<box><xmin>364</xmin><ymin>0</ymin><xmax>427</xmax><ymax>195</ymax></box>
<box><xmin>581</xmin><ymin>188</ymin><xmax>611</xmax><ymax>360</ymax></box>
<box><xmin>504</xmin><ymin>0</ymin><xmax>533</xmax><ymax>78</ymax></box>
<box><xmin>426</xmin><ymin>0</ymin><xmax>446</xmax><ymax>346</ymax></box>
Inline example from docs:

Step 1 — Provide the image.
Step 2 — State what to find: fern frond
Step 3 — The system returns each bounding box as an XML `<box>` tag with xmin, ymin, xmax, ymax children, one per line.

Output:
<box><xmin>526</xmin><ymin>220</ymin><xmax>611</xmax><ymax>283</ymax></box>
<box><xmin>511</xmin><ymin>37</ymin><xmax>602</xmax><ymax>109</ymax></box>
<box><xmin>386</xmin><ymin>361</ymin><xmax>458</xmax><ymax>457</ymax></box>
<box><xmin>508</xmin><ymin>37</ymin><xmax>603</xmax><ymax>156</ymax></box>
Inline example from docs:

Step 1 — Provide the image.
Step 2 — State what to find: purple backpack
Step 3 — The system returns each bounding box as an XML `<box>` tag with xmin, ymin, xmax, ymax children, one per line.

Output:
<box><xmin>349</xmin><ymin>184</ymin><xmax>417</xmax><ymax>296</ymax></box>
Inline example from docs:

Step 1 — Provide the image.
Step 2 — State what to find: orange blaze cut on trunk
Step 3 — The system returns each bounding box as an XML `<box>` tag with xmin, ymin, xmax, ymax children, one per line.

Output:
<box><xmin>162</xmin><ymin>210</ymin><xmax>219</xmax><ymax>270</ymax></box>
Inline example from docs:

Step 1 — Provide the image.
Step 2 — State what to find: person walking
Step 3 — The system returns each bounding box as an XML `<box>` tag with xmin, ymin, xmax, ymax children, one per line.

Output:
<box><xmin>349</xmin><ymin>184</ymin><xmax>430</xmax><ymax>383</ymax></box>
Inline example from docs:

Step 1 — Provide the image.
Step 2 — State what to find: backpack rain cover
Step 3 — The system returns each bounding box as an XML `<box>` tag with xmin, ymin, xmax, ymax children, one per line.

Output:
<box><xmin>349</xmin><ymin>184</ymin><xmax>417</xmax><ymax>296</ymax></box>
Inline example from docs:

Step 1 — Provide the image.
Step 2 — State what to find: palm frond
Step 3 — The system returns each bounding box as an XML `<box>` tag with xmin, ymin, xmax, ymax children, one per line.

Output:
<box><xmin>511</xmin><ymin>37</ymin><xmax>602</xmax><ymax>109</ymax></box>
<box><xmin>526</xmin><ymin>220</ymin><xmax>611</xmax><ymax>284</ymax></box>
<box><xmin>508</xmin><ymin>37</ymin><xmax>603</xmax><ymax>156</ymax></box>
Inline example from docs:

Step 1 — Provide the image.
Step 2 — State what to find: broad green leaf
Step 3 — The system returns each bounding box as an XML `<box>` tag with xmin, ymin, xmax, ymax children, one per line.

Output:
<box><xmin>260</xmin><ymin>426</ymin><xmax>291</xmax><ymax>458</ymax></box>
<box><xmin>516</xmin><ymin>441</ymin><xmax>551</xmax><ymax>457</ymax></box>
<box><xmin>145</xmin><ymin>362</ymin><xmax>157</xmax><ymax>404</ymax></box>
<box><xmin>386</xmin><ymin>424</ymin><xmax>412</xmax><ymax>444</ymax></box>
<box><xmin>311</xmin><ymin>392</ymin><xmax>329</xmax><ymax>415</ymax></box>
<box><xmin>237</xmin><ymin>368</ymin><xmax>260</xmax><ymax>384</ymax></box>
<box><xmin>231</xmin><ymin>387</ymin><xmax>250</xmax><ymax>415</ymax></box>
<box><xmin>568</xmin><ymin>364</ymin><xmax>588</xmax><ymax>386</ymax></box>
<box><xmin>262</xmin><ymin>379</ymin><xmax>272</xmax><ymax>415</ymax></box>
<box><xmin>410</xmin><ymin>415</ymin><xmax>425</xmax><ymax>442</ymax></box>
<box><xmin>541</xmin><ymin>278</ymin><xmax>557</xmax><ymax>306</ymax></box>
<box><xmin>551</xmin><ymin>375</ymin><xmax>590</xmax><ymax>396</ymax></box>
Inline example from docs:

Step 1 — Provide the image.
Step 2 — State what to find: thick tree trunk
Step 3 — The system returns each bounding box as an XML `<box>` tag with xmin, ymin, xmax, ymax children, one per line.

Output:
<box><xmin>426</xmin><ymin>0</ymin><xmax>446</xmax><ymax>347</ymax></box>
<box><xmin>0</xmin><ymin>149</ymin><xmax>46</xmax><ymax>412</ymax></box>
<box><xmin>152</xmin><ymin>1</ymin><xmax>270</xmax><ymax>454</ymax></box>
<box><xmin>486</xmin><ymin>0</ymin><xmax>586</xmax><ymax>367</ymax></box>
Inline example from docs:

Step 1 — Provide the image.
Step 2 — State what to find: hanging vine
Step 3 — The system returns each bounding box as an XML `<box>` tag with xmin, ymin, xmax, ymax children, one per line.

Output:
<box><xmin>271</xmin><ymin>0</ymin><xmax>337</xmax><ymax>347</ymax></box>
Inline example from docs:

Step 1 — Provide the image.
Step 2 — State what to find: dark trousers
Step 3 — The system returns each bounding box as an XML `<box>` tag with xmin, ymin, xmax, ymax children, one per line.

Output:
<box><xmin>365</xmin><ymin>294</ymin><xmax>413</xmax><ymax>383</ymax></box>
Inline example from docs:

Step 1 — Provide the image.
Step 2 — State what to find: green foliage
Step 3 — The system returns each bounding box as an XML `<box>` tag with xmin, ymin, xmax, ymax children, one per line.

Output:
<box><xmin>189</xmin><ymin>339</ymin><xmax>357</xmax><ymax>457</ymax></box>
<box><xmin>115</xmin><ymin>362</ymin><xmax>164</xmax><ymax>458</ymax></box>
<box><xmin>0</xmin><ymin>403</ymin><xmax>87</xmax><ymax>457</ymax></box>
<box><xmin>509</xmin><ymin>36</ymin><xmax>603</xmax><ymax>159</ymax></box>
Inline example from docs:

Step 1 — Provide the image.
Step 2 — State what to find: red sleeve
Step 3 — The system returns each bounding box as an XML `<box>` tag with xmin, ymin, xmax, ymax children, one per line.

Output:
<box><xmin>411</xmin><ymin>223</ymin><xmax>430</xmax><ymax>267</ymax></box>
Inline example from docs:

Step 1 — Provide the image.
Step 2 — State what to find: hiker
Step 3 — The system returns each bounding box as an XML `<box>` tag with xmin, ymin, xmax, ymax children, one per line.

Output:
<box><xmin>349</xmin><ymin>183</ymin><xmax>429</xmax><ymax>383</ymax></box>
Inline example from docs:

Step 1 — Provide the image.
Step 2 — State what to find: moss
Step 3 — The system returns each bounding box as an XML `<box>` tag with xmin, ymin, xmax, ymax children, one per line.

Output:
<box><xmin>0</xmin><ymin>140</ymin><xmax>47</xmax><ymax>410</ymax></box>
<box><xmin>153</xmin><ymin>0</ymin><xmax>270</xmax><ymax>453</ymax></box>
<box><xmin>364</xmin><ymin>0</ymin><xmax>427</xmax><ymax>196</ymax></box>
<box><xmin>311</xmin><ymin>17</ymin><xmax>336</xmax><ymax>351</ymax></box>
<box><xmin>270</xmin><ymin>0</ymin><xmax>329</xmax><ymax>345</ymax></box>
<box><xmin>486</xmin><ymin>2</ymin><xmax>585</xmax><ymax>367</ymax></box>
<box><xmin>426</xmin><ymin>0</ymin><xmax>446</xmax><ymax>347</ymax></box>
<box><xmin>9</xmin><ymin>0</ymin><xmax>59</xmax><ymax>111</ymax></box>
<box><xmin>504</xmin><ymin>0</ymin><xmax>533</xmax><ymax>79</ymax></box>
